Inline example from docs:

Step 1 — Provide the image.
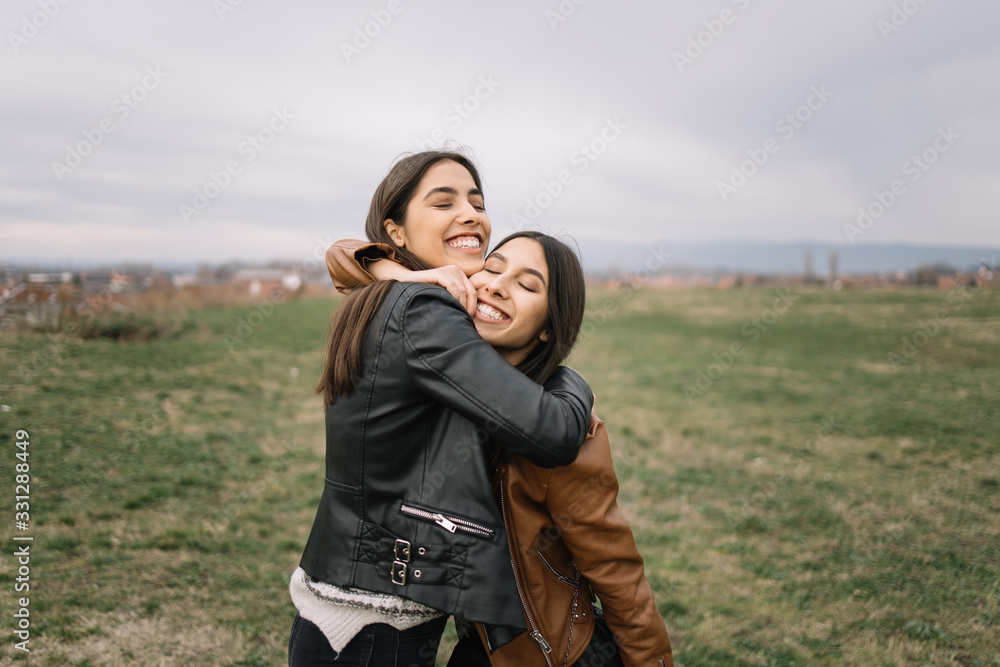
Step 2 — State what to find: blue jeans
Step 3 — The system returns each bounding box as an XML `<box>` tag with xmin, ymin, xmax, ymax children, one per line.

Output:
<box><xmin>288</xmin><ymin>613</ymin><xmax>447</xmax><ymax>667</ymax></box>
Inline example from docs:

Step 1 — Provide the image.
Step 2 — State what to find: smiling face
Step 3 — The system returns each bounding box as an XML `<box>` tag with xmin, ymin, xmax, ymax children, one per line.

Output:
<box><xmin>383</xmin><ymin>159</ymin><xmax>491</xmax><ymax>276</ymax></box>
<box><xmin>470</xmin><ymin>236</ymin><xmax>551</xmax><ymax>367</ymax></box>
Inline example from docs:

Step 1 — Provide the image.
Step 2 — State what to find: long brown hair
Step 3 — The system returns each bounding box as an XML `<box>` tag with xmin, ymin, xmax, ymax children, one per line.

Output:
<box><xmin>316</xmin><ymin>151</ymin><xmax>485</xmax><ymax>404</ymax></box>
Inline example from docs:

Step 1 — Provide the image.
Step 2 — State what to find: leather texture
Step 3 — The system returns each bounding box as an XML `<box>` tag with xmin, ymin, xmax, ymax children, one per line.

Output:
<box><xmin>323</xmin><ymin>239</ymin><xmax>671</xmax><ymax>663</ymax></box>
<box><xmin>480</xmin><ymin>415</ymin><xmax>674</xmax><ymax>667</ymax></box>
<box><xmin>325</xmin><ymin>239</ymin><xmax>397</xmax><ymax>293</ymax></box>
<box><xmin>299</xmin><ymin>281</ymin><xmax>594</xmax><ymax>627</ymax></box>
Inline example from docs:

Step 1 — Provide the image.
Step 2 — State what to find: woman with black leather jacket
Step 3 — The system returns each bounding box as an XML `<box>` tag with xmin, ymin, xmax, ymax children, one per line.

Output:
<box><xmin>288</xmin><ymin>151</ymin><xmax>594</xmax><ymax>667</ymax></box>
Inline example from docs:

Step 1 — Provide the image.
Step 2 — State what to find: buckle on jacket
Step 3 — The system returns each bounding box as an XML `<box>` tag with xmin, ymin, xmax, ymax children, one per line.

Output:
<box><xmin>391</xmin><ymin>560</ymin><xmax>407</xmax><ymax>585</ymax></box>
<box><xmin>394</xmin><ymin>539</ymin><xmax>411</xmax><ymax>563</ymax></box>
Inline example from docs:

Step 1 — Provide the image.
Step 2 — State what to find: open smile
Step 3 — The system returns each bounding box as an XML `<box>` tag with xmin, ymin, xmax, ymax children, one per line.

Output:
<box><xmin>446</xmin><ymin>234</ymin><xmax>483</xmax><ymax>254</ymax></box>
<box><xmin>474</xmin><ymin>299</ymin><xmax>510</xmax><ymax>324</ymax></box>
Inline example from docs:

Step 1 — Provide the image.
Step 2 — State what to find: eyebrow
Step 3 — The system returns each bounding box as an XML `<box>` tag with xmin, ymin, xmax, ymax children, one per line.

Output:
<box><xmin>489</xmin><ymin>252</ymin><xmax>547</xmax><ymax>285</ymax></box>
<box><xmin>422</xmin><ymin>186</ymin><xmax>484</xmax><ymax>200</ymax></box>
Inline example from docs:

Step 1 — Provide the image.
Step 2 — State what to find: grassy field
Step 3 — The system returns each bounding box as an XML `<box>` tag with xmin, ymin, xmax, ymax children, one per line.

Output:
<box><xmin>0</xmin><ymin>285</ymin><xmax>997</xmax><ymax>666</ymax></box>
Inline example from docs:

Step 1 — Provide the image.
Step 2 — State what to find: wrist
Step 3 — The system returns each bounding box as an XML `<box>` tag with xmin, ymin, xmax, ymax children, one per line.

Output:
<box><xmin>369</xmin><ymin>259</ymin><xmax>410</xmax><ymax>281</ymax></box>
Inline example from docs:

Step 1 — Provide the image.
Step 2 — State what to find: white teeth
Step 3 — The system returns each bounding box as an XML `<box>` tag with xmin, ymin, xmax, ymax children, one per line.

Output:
<box><xmin>448</xmin><ymin>236</ymin><xmax>480</xmax><ymax>249</ymax></box>
<box><xmin>477</xmin><ymin>303</ymin><xmax>505</xmax><ymax>321</ymax></box>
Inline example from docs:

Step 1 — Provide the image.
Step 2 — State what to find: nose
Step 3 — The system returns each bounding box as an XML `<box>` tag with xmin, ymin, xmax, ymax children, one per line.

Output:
<box><xmin>456</xmin><ymin>199</ymin><xmax>485</xmax><ymax>226</ymax></box>
<box><xmin>481</xmin><ymin>271</ymin><xmax>509</xmax><ymax>299</ymax></box>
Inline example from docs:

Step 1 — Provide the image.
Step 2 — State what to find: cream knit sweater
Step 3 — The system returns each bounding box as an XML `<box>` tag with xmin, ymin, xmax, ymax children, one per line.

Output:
<box><xmin>289</xmin><ymin>567</ymin><xmax>446</xmax><ymax>653</ymax></box>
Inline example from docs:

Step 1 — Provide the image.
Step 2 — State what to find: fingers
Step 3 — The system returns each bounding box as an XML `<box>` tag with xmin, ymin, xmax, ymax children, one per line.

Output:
<box><xmin>461</xmin><ymin>274</ymin><xmax>478</xmax><ymax>316</ymax></box>
<box><xmin>419</xmin><ymin>266</ymin><xmax>477</xmax><ymax>315</ymax></box>
<box><xmin>439</xmin><ymin>266</ymin><xmax>477</xmax><ymax>315</ymax></box>
<box><xmin>444</xmin><ymin>271</ymin><xmax>478</xmax><ymax>316</ymax></box>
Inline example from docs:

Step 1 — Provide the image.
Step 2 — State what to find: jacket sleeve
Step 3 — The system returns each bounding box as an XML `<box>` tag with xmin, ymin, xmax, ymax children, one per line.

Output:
<box><xmin>546</xmin><ymin>417</ymin><xmax>673</xmax><ymax>667</ymax></box>
<box><xmin>325</xmin><ymin>239</ymin><xmax>397</xmax><ymax>293</ymax></box>
<box><xmin>401</xmin><ymin>286</ymin><xmax>593</xmax><ymax>468</ymax></box>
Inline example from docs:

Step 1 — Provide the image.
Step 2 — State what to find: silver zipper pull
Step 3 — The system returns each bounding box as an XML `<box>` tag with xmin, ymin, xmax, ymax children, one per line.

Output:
<box><xmin>433</xmin><ymin>513</ymin><xmax>457</xmax><ymax>533</ymax></box>
<box><xmin>530</xmin><ymin>630</ymin><xmax>552</xmax><ymax>654</ymax></box>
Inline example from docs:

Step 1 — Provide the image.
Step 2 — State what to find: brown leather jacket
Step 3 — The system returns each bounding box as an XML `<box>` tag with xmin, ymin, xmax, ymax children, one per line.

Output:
<box><xmin>324</xmin><ymin>240</ymin><xmax>673</xmax><ymax>666</ymax></box>
<box><xmin>479</xmin><ymin>415</ymin><xmax>672</xmax><ymax>667</ymax></box>
<box><xmin>325</xmin><ymin>239</ymin><xmax>398</xmax><ymax>292</ymax></box>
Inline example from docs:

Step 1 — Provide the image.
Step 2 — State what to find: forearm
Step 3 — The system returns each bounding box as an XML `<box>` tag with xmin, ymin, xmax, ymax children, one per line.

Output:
<box><xmin>324</xmin><ymin>239</ymin><xmax>396</xmax><ymax>293</ymax></box>
<box><xmin>403</xmin><ymin>289</ymin><xmax>592</xmax><ymax>467</ymax></box>
<box><xmin>325</xmin><ymin>239</ymin><xmax>476</xmax><ymax>313</ymax></box>
<box><xmin>366</xmin><ymin>258</ymin><xmax>412</xmax><ymax>281</ymax></box>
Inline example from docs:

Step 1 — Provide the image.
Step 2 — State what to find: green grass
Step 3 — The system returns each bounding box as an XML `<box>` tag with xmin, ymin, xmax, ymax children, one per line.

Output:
<box><xmin>1</xmin><ymin>286</ymin><xmax>998</xmax><ymax>665</ymax></box>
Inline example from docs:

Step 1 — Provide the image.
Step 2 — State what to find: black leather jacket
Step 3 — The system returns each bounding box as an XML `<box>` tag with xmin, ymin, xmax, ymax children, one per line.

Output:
<box><xmin>299</xmin><ymin>283</ymin><xmax>594</xmax><ymax>628</ymax></box>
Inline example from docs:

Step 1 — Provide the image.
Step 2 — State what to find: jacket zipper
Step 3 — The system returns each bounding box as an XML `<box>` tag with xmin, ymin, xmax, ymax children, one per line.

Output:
<box><xmin>500</xmin><ymin>487</ymin><xmax>555</xmax><ymax>667</ymax></box>
<box><xmin>536</xmin><ymin>548</ymin><xmax>579</xmax><ymax>587</ymax></box>
<box><xmin>399</xmin><ymin>504</ymin><xmax>495</xmax><ymax>538</ymax></box>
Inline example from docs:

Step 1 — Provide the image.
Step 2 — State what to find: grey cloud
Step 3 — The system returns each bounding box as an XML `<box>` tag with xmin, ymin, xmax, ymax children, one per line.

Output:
<box><xmin>1</xmin><ymin>0</ymin><xmax>998</xmax><ymax>263</ymax></box>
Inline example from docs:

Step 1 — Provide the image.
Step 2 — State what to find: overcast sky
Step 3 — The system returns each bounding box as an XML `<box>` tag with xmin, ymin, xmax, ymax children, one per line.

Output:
<box><xmin>2</xmin><ymin>0</ymin><xmax>998</xmax><ymax>266</ymax></box>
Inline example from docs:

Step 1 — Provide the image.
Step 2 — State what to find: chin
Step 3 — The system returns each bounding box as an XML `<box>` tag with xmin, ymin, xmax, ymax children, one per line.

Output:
<box><xmin>455</xmin><ymin>257</ymin><xmax>485</xmax><ymax>275</ymax></box>
<box><xmin>474</xmin><ymin>325</ymin><xmax>500</xmax><ymax>345</ymax></box>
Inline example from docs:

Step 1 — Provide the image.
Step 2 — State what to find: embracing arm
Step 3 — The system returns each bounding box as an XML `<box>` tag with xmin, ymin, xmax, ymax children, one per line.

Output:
<box><xmin>325</xmin><ymin>239</ymin><xmax>397</xmax><ymax>293</ymax></box>
<box><xmin>401</xmin><ymin>286</ymin><xmax>593</xmax><ymax>467</ymax></box>
<box><xmin>325</xmin><ymin>239</ymin><xmax>478</xmax><ymax>313</ymax></box>
<box><xmin>547</xmin><ymin>417</ymin><xmax>673</xmax><ymax>667</ymax></box>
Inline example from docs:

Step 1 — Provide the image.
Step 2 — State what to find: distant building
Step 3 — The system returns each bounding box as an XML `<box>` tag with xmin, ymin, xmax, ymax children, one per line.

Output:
<box><xmin>171</xmin><ymin>274</ymin><xmax>199</xmax><ymax>288</ymax></box>
<box><xmin>231</xmin><ymin>268</ymin><xmax>304</xmax><ymax>297</ymax></box>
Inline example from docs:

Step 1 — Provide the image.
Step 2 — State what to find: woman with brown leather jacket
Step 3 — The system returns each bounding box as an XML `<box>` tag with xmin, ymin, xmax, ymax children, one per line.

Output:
<box><xmin>326</xmin><ymin>229</ymin><xmax>674</xmax><ymax>666</ymax></box>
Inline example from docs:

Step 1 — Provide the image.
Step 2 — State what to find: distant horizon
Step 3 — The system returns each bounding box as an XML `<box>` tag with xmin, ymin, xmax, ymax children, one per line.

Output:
<box><xmin>2</xmin><ymin>238</ymin><xmax>996</xmax><ymax>276</ymax></box>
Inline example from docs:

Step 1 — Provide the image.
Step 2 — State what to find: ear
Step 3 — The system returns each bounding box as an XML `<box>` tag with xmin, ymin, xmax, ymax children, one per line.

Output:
<box><xmin>539</xmin><ymin>329</ymin><xmax>550</xmax><ymax>343</ymax></box>
<box><xmin>383</xmin><ymin>219</ymin><xmax>405</xmax><ymax>247</ymax></box>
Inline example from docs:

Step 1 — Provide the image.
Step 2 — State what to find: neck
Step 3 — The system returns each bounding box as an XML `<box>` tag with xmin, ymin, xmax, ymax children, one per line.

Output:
<box><xmin>495</xmin><ymin>341</ymin><xmax>538</xmax><ymax>369</ymax></box>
